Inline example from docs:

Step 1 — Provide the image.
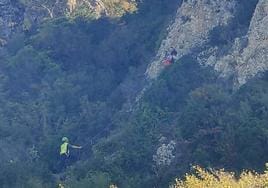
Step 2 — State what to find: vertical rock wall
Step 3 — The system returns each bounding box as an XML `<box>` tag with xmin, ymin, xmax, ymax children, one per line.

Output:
<box><xmin>146</xmin><ymin>0</ymin><xmax>268</xmax><ymax>88</ymax></box>
<box><xmin>235</xmin><ymin>0</ymin><xmax>268</xmax><ymax>86</ymax></box>
<box><xmin>146</xmin><ymin>0</ymin><xmax>236</xmax><ymax>79</ymax></box>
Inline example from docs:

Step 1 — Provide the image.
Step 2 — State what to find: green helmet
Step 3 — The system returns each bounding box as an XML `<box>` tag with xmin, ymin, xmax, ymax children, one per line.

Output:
<box><xmin>62</xmin><ymin>137</ymin><xmax>69</xmax><ymax>143</ymax></box>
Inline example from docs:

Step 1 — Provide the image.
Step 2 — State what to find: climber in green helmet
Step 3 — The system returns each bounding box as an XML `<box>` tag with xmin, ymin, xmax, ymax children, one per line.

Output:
<box><xmin>60</xmin><ymin>137</ymin><xmax>82</xmax><ymax>170</ymax></box>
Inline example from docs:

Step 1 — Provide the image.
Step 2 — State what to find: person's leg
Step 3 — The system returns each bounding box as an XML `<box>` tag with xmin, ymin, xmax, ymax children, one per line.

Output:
<box><xmin>59</xmin><ymin>155</ymin><xmax>68</xmax><ymax>171</ymax></box>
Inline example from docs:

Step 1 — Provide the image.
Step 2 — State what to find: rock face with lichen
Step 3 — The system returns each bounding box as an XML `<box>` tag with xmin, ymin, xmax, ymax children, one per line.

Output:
<box><xmin>153</xmin><ymin>140</ymin><xmax>176</xmax><ymax>167</ymax></box>
<box><xmin>146</xmin><ymin>0</ymin><xmax>236</xmax><ymax>79</ymax></box>
<box><xmin>146</xmin><ymin>0</ymin><xmax>268</xmax><ymax>88</ymax></box>
<box><xmin>230</xmin><ymin>0</ymin><xmax>268</xmax><ymax>86</ymax></box>
<box><xmin>206</xmin><ymin>0</ymin><xmax>268</xmax><ymax>87</ymax></box>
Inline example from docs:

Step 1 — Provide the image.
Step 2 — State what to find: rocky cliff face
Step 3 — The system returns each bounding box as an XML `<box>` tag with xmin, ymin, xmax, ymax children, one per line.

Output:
<box><xmin>1</xmin><ymin>0</ymin><xmax>266</xmax><ymax>87</ymax></box>
<box><xmin>228</xmin><ymin>0</ymin><xmax>268</xmax><ymax>86</ymax></box>
<box><xmin>146</xmin><ymin>0</ymin><xmax>236</xmax><ymax>79</ymax></box>
<box><xmin>207</xmin><ymin>0</ymin><xmax>268</xmax><ymax>87</ymax></box>
<box><xmin>146</xmin><ymin>0</ymin><xmax>267</xmax><ymax>88</ymax></box>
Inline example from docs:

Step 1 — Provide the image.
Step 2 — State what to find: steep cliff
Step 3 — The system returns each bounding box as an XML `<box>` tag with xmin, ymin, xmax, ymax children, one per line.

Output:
<box><xmin>146</xmin><ymin>0</ymin><xmax>266</xmax><ymax>88</ymax></box>
<box><xmin>146</xmin><ymin>0</ymin><xmax>236</xmax><ymax>79</ymax></box>
<box><xmin>223</xmin><ymin>0</ymin><xmax>268</xmax><ymax>86</ymax></box>
<box><xmin>2</xmin><ymin>0</ymin><xmax>266</xmax><ymax>88</ymax></box>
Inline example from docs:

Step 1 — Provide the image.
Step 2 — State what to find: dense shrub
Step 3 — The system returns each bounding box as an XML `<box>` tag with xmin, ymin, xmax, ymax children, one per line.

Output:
<box><xmin>172</xmin><ymin>164</ymin><xmax>268</xmax><ymax>188</ymax></box>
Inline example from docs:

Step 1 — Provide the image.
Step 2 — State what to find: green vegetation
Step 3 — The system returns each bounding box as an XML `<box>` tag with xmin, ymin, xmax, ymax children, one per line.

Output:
<box><xmin>134</xmin><ymin>58</ymin><xmax>268</xmax><ymax>186</ymax></box>
<box><xmin>172</xmin><ymin>164</ymin><xmax>268</xmax><ymax>188</ymax></box>
<box><xmin>0</xmin><ymin>0</ymin><xmax>179</xmax><ymax>187</ymax></box>
<box><xmin>1</xmin><ymin>0</ymin><xmax>268</xmax><ymax>187</ymax></box>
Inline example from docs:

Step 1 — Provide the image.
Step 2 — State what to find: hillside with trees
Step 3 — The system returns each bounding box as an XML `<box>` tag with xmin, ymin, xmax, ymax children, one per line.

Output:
<box><xmin>1</xmin><ymin>0</ymin><xmax>268</xmax><ymax>187</ymax></box>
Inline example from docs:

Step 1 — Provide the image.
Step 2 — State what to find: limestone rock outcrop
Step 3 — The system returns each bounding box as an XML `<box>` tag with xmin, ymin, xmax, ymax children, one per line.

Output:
<box><xmin>146</xmin><ymin>0</ymin><xmax>236</xmax><ymax>79</ymax></box>
<box><xmin>146</xmin><ymin>0</ymin><xmax>267</xmax><ymax>87</ymax></box>
<box><xmin>232</xmin><ymin>0</ymin><xmax>268</xmax><ymax>86</ymax></box>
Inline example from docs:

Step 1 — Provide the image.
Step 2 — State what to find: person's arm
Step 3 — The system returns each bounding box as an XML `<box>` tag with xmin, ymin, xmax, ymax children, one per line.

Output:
<box><xmin>69</xmin><ymin>144</ymin><xmax>82</xmax><ymax>149</ymax></box>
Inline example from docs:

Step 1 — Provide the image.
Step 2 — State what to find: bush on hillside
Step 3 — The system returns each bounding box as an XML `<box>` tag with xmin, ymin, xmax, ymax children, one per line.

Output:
<box><xmin>171</xmin><ymin>164</ymin><xmax>268</xmax><ymax>188</ymax></box>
